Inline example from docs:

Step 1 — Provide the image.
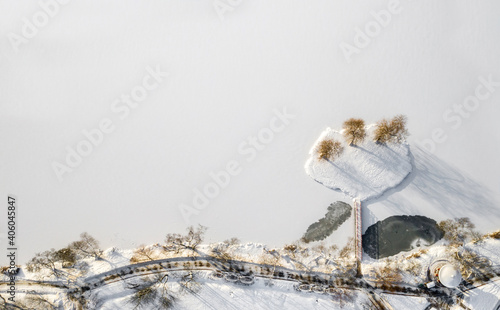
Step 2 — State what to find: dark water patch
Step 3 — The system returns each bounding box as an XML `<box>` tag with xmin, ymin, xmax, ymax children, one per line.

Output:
<box><xmin>302</xmin><ymin>201</ymin><xmax>352</xmax><ymax>243</ymax></box>
<box><xmin>362</xmin><ymin>215</ymin><xmax>443</xmax><ymax>259</ymax></box>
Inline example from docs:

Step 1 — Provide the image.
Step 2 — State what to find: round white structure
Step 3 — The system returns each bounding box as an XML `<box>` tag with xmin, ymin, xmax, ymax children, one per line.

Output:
<box><xmin>437</xmin><ymin>264</ymin><xmax>462</xmax><ymax>288</ymax></box>
<box><xmin>430</xmin><ymin>260</ymin><xmax>462</xmax><ymax>288</ymax></box>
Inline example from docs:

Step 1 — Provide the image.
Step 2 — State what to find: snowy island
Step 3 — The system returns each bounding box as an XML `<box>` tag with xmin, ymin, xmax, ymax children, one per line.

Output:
<box><xmin>305</xmin><ymin>116</ymin><xmax>412</xmax><ymax>201</ymax></box>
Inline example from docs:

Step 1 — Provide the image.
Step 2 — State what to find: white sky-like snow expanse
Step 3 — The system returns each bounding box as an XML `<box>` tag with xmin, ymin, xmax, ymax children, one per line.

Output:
<box><xmin>1</xmin><ymin>0</ymin><xmax>500</xmax><ymax>265</ymax></box>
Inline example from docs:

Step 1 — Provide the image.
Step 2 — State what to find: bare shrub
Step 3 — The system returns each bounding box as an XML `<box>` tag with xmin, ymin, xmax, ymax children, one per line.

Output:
<box><xmin>338</xmin><ymin>237</ymin><xmax>355</xmax><ymax>260</ymax></box>
<box><xmin>455</xmin><ymin>248</ymin><xmax>494</xmax><ymax>283</ymax></box>
<box><xmin>328</xmin><ymin>288</ymin><xmax>357</xmax><ymax>308</ymax></box>
<box><xmin>483</xmin><ymin>230</ymin><xmax>500</xmax><ymax>240</ymax></box>
<box><xmin>403</xmin><ymin>260</ymin><xmax>422</xmax><ymax>277</ymax></box>
<box><xmin>372</xmin><ymin>261</ymin><xmax>404</xmax><ymax>284</ymax></box>
<box><xmin>406</xmin><ymin>248</ymin><xmax>428</xmax><ymax>259</ymax></box>
<box><xmin>438</xmin><ymin>218</ymin><xmax>481</xmax><ymax>247</ymax></box>
<box><xmin>317</xmin><ymin>139</ymin><xmax>344</xmax><ymax>161</ymax></box>
<box><xmin>342</xmin><ymin>118</ymin><xmax>366</xmax><ymax>145</ymax></box>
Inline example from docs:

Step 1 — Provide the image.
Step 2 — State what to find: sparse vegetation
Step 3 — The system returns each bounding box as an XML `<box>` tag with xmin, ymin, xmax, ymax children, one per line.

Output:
<box><xmin>131</xmin><ymin>245</ymin><xmax>157</xmax><ymax>263</ymax></box>
<box><xmin>317</xmin><ymin>139</ymin><xmax>344</xmax><ymax>161</ymax></box>
<box><xmin>23</xmin><ymin>292</ymin><xmax>58</xmax><ymax>310</ymax></box>
<box><xmin>69</xmin><ymin>232</ymin><xmax>102</xmax><ymax>259</ymax></box>
<box><xmin>54</xmin><ymin>247</ymin><xmax>77</xmax><ymax>266</ymax></box>
<box><xmin>26</xmin><ymin>233</ymin><xmax>101</xmax><ymax>280</ymax></box>
<box><xmin>372</xmin><ymin>258</ymin><xmax>404</xmax><ymax>284</ymax></box>
<box><xmin>178</xmin><ymin>271</ymin><xmax>201</xmax><ymax>295</ymax></box>
<box><xmin>374</xmin><ymin>114</ymin><xmax>409</xmax><ymax>144</ymax></box>
<box><xmin>438</xmin><ymin>217</ymin><xmax>481</xmax><ymax>247</ymax></box>
<box><xmin>453</xmin><ymin>247</ymin><xmax>495</xmax><ymax>283</ymax></box>
<box><xmin>129</xmin><ymin>274</ymin><xmax>175</xmax><ymax>309</ymax></box>
<box><xmin>26</xmin><ymin>249</ymin><xmax>64</xmax><ymax>278</ymax></box>
<box><xmin>15</xmin><ymin>220</ymin><xmax>500</xmax><ymax>309</ymax></box>
<box><xmin>338</xmin><ymin>237</ymin><xmax>355</xmax><ymax>260</ymax></box>
<box><xmin>210</xmin><ymin>238</ymin><xmax>240</xmax><ymax>262</ymax></box>
<box><xmin>342</xmin><ymin>118</ymin><xmax>366</xmax><ymax>145</ymax></box>
<box><xmin>402</xmin><ymin>259</ymin><xmax>423</xmax><ymax>278</ymax></box>
<box><xmin>328</xmin><ymin>288</ymin><xmax>357</xmax><ymax>308</ymax></box>
<box><xmin>483</xmin><ymin>229</ymin><xmax>500</xmax><ymax>240</ymax></box>
<box><xmin>164</xmin><ymin>225</ymin><xmax>207</xmax><ymax>255</ymax></box>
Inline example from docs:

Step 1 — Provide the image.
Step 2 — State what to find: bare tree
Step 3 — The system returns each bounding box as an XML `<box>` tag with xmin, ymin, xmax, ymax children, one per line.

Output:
<box><xmin>26</xmin><ymin>249</ymin><xmax>64</xmax><ymax>278</ymax></box>
<box><xmin>164</xmin><ymin>225</ymin><xmax>207</xmax><ymax>255</ymax></box>
<box><xmin>177</xmin><ymin>271</ymin><xmax>201</xmax><ymax>295</ymax></box>
<box><xmin>317</xmin><ymin>139</ymin><xmax>344</xmax><ymax>161</ymax></box>
<box><xmin>224</xmin><ymin>237</ymin><xmax>240</xmax><ymax>246</ymax></box>
<box><xmin>129</xmin><ymin>274</ymin><xmax>174</xmax><ymax>309</ymax></box>
<box><xmin>54</xmin><ymin>247</ymin><xmax>77</xmax><ymax>266</ymax></box>
<box><xmin>374</xmin><ymin>115</ymin><xmax>409</xmax><ymax>144</ymax></box>
<box><xmin>342</xmin><ymin>118</ymin><xmax>366</xmax><ymax>145</ymax></box>
<box><xmin>69</xmin><ymin>232</ymin><xmax>102</xmax><ymax>259</ymax></box>
<box><xmin>131</xmin><ymin>245</ymin><xmax>157</xmax><ymax>263</ymax></box>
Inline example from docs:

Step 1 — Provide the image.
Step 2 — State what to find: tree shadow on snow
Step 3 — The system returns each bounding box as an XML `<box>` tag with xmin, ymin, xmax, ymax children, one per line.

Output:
<box><xmin>364</xmin><ymin>146</ymin><xmax>500</xmax><ymax>229</ymax></box>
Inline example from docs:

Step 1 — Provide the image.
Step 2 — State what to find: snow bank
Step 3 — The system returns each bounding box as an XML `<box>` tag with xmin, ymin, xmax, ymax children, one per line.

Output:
<box><xmin>305</xmin><ymin>126</ymin><xmax>412</xmax><ymax>201</ymax></box>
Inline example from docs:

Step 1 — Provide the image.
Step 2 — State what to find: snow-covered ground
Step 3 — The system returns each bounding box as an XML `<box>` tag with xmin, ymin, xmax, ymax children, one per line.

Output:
<box><xmin>3</xmin><ymin>236</ymin><xmax>500</xmax><ymax>309</ymax></box>
<box><xmin>305</xmin><ymin>126</ymin><xmax>412</xmax><ymax>201</ymax></box>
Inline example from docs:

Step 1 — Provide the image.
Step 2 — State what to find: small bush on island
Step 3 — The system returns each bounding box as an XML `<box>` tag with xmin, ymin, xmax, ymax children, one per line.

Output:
<box><xmin>317</xmin><ymin>139</ymin><xmax>344</xmax><ymax>161</ymax></box>
<box><xmin>374</xmin><ymin>114</ymin><xmax>409</xmax><ymax>144</ymax></box>
<box><xmin>342</xmin><ymin>118</ymin><xmax>366</xmax><ymax>145</ymax></box>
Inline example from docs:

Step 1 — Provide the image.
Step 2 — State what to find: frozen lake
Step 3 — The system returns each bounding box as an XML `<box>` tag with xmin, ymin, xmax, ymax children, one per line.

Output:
<box><xmin>362</xmin><ymin>215</ymin><xmax>443</xmax><ymax>259</ymax></box>
<box><xmin>1</xmin><ymin>1</ymin><xmax>500</xmax><ymax>264</ymax></box>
